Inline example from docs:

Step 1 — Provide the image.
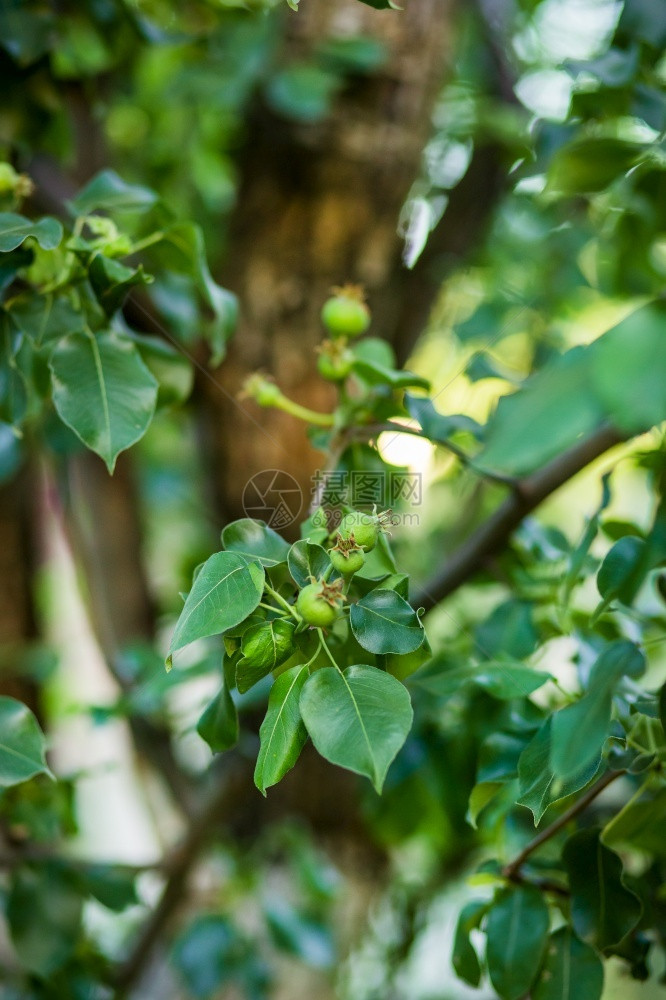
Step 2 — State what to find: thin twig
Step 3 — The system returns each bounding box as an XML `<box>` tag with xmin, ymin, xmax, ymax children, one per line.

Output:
<box><xmin>414</xmin><ymin>424</ymin><xmax>625</xmax><ymax>610</ymax></box>
<box><xmin>502</xmin><ymin>769</ymin><xmax>625</xmax><ymax>883</ymax></box>
<box><xmin>511</xmin><ymin>875</ymin><xmax>570</xmax><ymax>897</ymax></box>
<box><xmin>356</xmin><ymin>422</ymin><xmax>521</xmax><ymax>489</ymax></box>
<box><xmin>309</xmin><ymin>428</ymin><xmax>353</xmax><ymax>514</ymax></box>
<box><xmin>112</xmin><ymin>775</ymin><xmax>236</xmax><ymax>995</ymax></box>
<box><xmin>0</xmin><ymin>848</ymin><xmax>167</xmax><ymax>872</ymax></box>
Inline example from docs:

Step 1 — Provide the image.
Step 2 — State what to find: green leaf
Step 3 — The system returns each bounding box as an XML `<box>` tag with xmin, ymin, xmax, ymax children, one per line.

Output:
<box><xmin>563</xmin><ymin>473</ymin><xmax>611</xmax><ymax>603</ymax></box>
<box><xmin>350</xmin><ymin>589</ymin><xmax>424</xmax><ymax>655</ymax></box>
<box><xmin>8</xmin><ymin>292</ymin><xmax>85</xmax><ymax>347</ymax></box>
<box><xmin>374</xmin><ymin>572</ymin><xmax>409</xmax><ymax>599</ymax></box>
<box><xmin>254</xmin><ymin>664</ymin><xmax>309</xmax><ymax>795</ymax></box>
<box><xmin>172</xmin><ymin>915</ymin><xmax>245</xmax><ymax>999</ymax></box>
<box><xmin>0</xmin><ymin>420</ymin><xmax>21</xmax><ymax>483</ymax></box>
<box><xmin>129</xmin><ymin>332</ymin><xmax>194</xmax><ymax>408</ymax></box>
<box><xmin>416</xmin><ymin>658</ymin><xmax>551</xmax><ymax>700</ymax></box>
<box><xmin>551</xmin><ymin>641</ymin><xmax>645</xmax><ymax>778</ymax></box>
<box><xmin>300</xmin><ymin>664</ymin><xmax>413</xmax><ymax>792</ymax></box>
<box><xmin>7</xmin><ymin>863</ymin><xmax>84</xmax><ymax>976</ymax></box>
<box><xmin>266</xmin><ymin>65</ymin><xmax>341</xmax><ymax>124</ymax></box>
<box><xmin>472</xmin><ymin>663</ymin><xmax>551</xmax><ymax>700</ymax></box>
<box><xmin>197</xmin><ymin>681</ymin><xmax>239</xmax><ymax>752</ymax></box>
<box><xmin>405</xmin><ymin>393</ymin><xmax>483</xmax><ymax>443</ymax></box>
<box><xmin>356</xmin><ymin>0</ymin><xmax>400</xmax><ymax>8</ymax></box>
<box><xmin>69</xmin><ymin>170</ymin><xmax>158</xmax><ymax>215</ymax></box>
<box><xmin>49</xmin><ymin>330</ymin><xmax>158</xmax><ymax>473</ymax></box>
<box><xmin>546</xmin><ymin>137</ymin><xmax>643</xmax><ymax>196</ymax></box>
<box><xmin>222</xmin><ymin>518</ymin><xmax>290</xmax><ymax>568</ymax></box>
<box><xmin>452</xmin><ymin>900</ymin><xmax>486</xmax><ymax>987</ymax></box>
<box><xmin>596</xmin><ymin>535</ymin><xmax>649</xmax><ymax>606</ymax></box>
<box><xmin>475</xmin><ymin>600</ymin><xmax>537</xmax><ymax>660</ymax></box>
<box><xmin>563</xmin><ymin>828</ymin><xmax>642</xmax><ymax>950</ymax></box>
<box><xmin>479</xmin><ymin>346</ymin><xmax>604</xmax><ymax>476</ymax></box>
<box><xmin>601</xmin><ymin>786</ymin><xmax>666</xmax><ymax>856</ymax></box>
<box><xmin>467</xmin><ymin>780</ymin><xmax>504</xmax><ymax>827</ymax></box>
<box><xmin>0</xmin><ymin>348</ymin><xmax>27</xmax><ymax>427</ymax></box>
<box><xmin>264</xmin><ymin>897</ymin><xmax>334</xmax><ymax>967</ymax></box>
<box><xmin>518</xmin><ymin>717</ymin><xmax>601</xmax><ymax>824</ymax></box>
<box><xmin>0</xmin><ymin>247</ymin><xmax>33</xmax><ymax>292</ymax></box>
<box><xmin>0</xmin><ymin>2</ymin><xmax>54</xmax><ymax>65</ymax></box>
<box><xmin>591</xmin><ymin>303</ymin><xmax>666</xmax><ymax>433</ymax></box>
<box><xmin>533</xmin><ymin>927</ymin><xmax>604</xmax><ymax>1000</ymax></box>
<box><xmin>353</xmin><ymin>532</ymin><xmax>398</xmax><ymax>581</ymax></box>
<box><xmin>288</xmin><ymin>539</ymin><xmax>331</xmax><ymax>587</ymax></box>
<box><xmin>588</xmin><ymin>639</ymin><xmax>646</xmax><ymax>688</ymax></box>
<box><xmin>88</xmin><ymin>253</ymin><xmax>151</xmax><ymax>315</ymax></box>
<box><xmin>620</xmin><ymin>0</ymin><xmax>666</xmax><ymax>48</ymax></box>
<box><xmin>566</xmin><ymin>46</ymin><xmax>639</xmax><ymax>88</ymax></box>
<box><xmin>0</xmin><ymin>696</ymin><xmax>53</xmax><ymax>786</ymax></box>
<box><xmin>485</xmin><ymin>885</ymin><xmax>550</xmax><ymax>1000</ymax></box>
<box><xmin>351</xmin><ymin>337</ymin><xmax>396</xmax><ymax>368</ymax></box>
<box><xmin>551</xmin><ymin>692</ymin><xmax>612</xmax><ymax>780</ymax></box>
<box><xmin>0</xmin><ymin>213</ymin><xmax>63</xmax><ymax>252</ymax></box>
<box><xmin>316</xmin><ymin>36</ymin><xmax>387</xmax><ymax>75</ymax></box>
<box><xmin>466</xmin><ymin>352</ymin><xmax>519</xmax><ymax>383</ymax></box>
<box><xmin>152</xmin><ymin>223</ymin><xmax>238</xmax><ymax>365</ymax></box>
<box><xmin>350</xmin><ymin>357</ymin><xmax>430</xmax><ymax>390</ymax></box>
<box><xmin>167</xmin><ymin>552</ymin><xmax>265</xmax><ymax>667</ymax></box>
<box><xmin>477</xmin><ymin>732</ymin><xmax>526</xmax><ymax>783</ymax></box>
<box><xmin>385</xmin><ymin>638</ymin><xmax>432</xmax><ymax>681</ymax></box>
<box><xmin>236</xmin><ymin>618</ymin><xmax>295</xmax><ymax>693</ymax></box>
<box><xmin>83</xmin><ymin>864</ymin><xmax>139</xmax><ymax>912</ymax></box>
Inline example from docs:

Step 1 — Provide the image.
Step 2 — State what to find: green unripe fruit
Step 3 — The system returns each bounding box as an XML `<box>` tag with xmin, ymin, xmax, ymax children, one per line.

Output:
<box><xmin>296</xmin><ymin>582</ymin><xmax>340</xmax><ymax>627</ymax></box>
<box><xmin>339</xmin><ymin>511</ymin><xmax>379</xmax><ymax>552</ymax></box>
<box><xmin>317</xmin><ymin>346</ymin><xmax>354</xmax><ymax>381</ymax></box>
<box><xmin>329</xmin><ymin>546</ymin><xmax>365</xmax><ymax>575</ymax></box>
<box><xmin>321</xmin><ymin>291</ymin><xmax>370</xmax><ymax>338</ymax></box>
<box><xmin>243</xmin><ymin>373</ymin><xmax>283</xmax><ymax>407</ymax></box>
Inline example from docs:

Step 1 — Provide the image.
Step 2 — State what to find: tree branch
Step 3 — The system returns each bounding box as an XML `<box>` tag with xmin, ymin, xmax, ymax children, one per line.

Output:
<box><xmin>112</xmin><ymin>771</ymin><xmax>240</xmax><ymax>995</ymax></box>
<box><xmin>413</xmin><ymin>424</ymin><xmax>625</xmax><ymax>610</ymax></box>
<box><xmin>502</xmin><ymin>768</ymin><xmax>625</xmax><ymax>884</ymax></box>
<box><xmin>357</xmin><ymin>422</ymin><xmax>521</xmax><ymax>488</ymax></box>
<box><xmin>0</xmin><ymin>848</ymin><xmax>166</xmax><ymax>872</ymax></box>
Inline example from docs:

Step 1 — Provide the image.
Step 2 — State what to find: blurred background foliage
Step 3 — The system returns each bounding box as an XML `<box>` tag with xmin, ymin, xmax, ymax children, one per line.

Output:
<box><xmin>1</xmin><ymin>0</ymin><xmax>666</xmax><ymax>998</ymax></box>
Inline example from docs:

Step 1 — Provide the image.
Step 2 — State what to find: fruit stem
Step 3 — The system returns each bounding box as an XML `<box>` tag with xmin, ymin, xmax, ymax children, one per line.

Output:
<box><xmin>264</xmin><ymin>584</ymin><xmax>302</xmax><ymax>622</ymax></box>
<box><xmin>303</xmin><ymin>638</ymin><xmax>324</xmax><ymax>673</ymax></box>
<box><xmin>258</xmin><ymin>601</ymin><xmax>282</xmax><ymax>614</ymax></box>
<box><xmin>129</xmin><ymin>230</ymin><xmax>166</xmax><ymax>254</ymax></box>
<box><xmin>273</xmin><ymin>395</ymin><xmax>335</xmax><ymax>427</ymax></box>
<box><xmin>316</xmin><ymin>629</ymin><xmax>343</xmax><ymax>671</ymax></box>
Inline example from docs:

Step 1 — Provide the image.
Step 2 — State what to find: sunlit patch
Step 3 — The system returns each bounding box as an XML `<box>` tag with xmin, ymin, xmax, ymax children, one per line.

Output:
<box><xmin>377</xmin><ymin>423</ymin><xmax>435</xmax><ymax>476</ymax></box>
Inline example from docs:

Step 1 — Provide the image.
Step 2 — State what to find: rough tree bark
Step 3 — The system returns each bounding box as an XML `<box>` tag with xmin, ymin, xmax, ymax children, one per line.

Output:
<box><xmin>29</xmin><ymin>93</ymin><xmax>196</xmax><ymax>813</ymax></box>
<box><xmin>0</xmin><ymin>468</ymin><xmax>40</xmax><ymax>714</ymax></box>
<box><xmin>63</xmin><ymin>450</ymin><xmax>197</xmax><ymax>812</ymax></box>
<box><xmin>190</xmin><ymin>0</ymin><xmax>508</xmax><ymax>846</ymax></box>
<box><xmin>200</xmin><ymin>0</ymin><xmax>456</xmax><ymax>525</ymax></box>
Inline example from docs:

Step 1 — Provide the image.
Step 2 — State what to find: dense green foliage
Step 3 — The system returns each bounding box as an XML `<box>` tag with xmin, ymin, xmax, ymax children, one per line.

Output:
<box><xmin>1</xmin><ymin>0</ymin><xmax>666</xmax><ymax>998</ymax></box>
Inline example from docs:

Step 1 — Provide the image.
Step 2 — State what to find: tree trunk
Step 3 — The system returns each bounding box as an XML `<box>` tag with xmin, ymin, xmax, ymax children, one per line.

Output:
<box><xmin>200</xmin><ymin>0</ymin><xmax>454</xmax><ymax>525</ymax></box>
<box><xmin>0</xmin><ymin>467</ymin><xmax>40</xmax><ymax>715</ymax></box>
<box><xmin>62</xmin><ymin>450</ymin><xmax>196</xmax><ymax>812</ymax></box>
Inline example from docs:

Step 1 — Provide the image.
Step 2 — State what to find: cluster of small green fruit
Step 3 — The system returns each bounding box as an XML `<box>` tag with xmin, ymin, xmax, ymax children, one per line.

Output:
<box><xmin>242</xmin><ymin>285</ymin><xmax>386</xmax><ymax>428</ymax></box>
<box><xmin>174</xmin><ymin>286</ymin><xmax>431</xmax><ymax>792</ymax></box>
<box><xmin>297</xmin><ymin>508</ymin><xmax>390</xmax><ymax>626</ymax></box>
<box><xmin>316</xmin><ymin>284</ymin><xmax>370</xmax><ymax>382</ymax></box>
